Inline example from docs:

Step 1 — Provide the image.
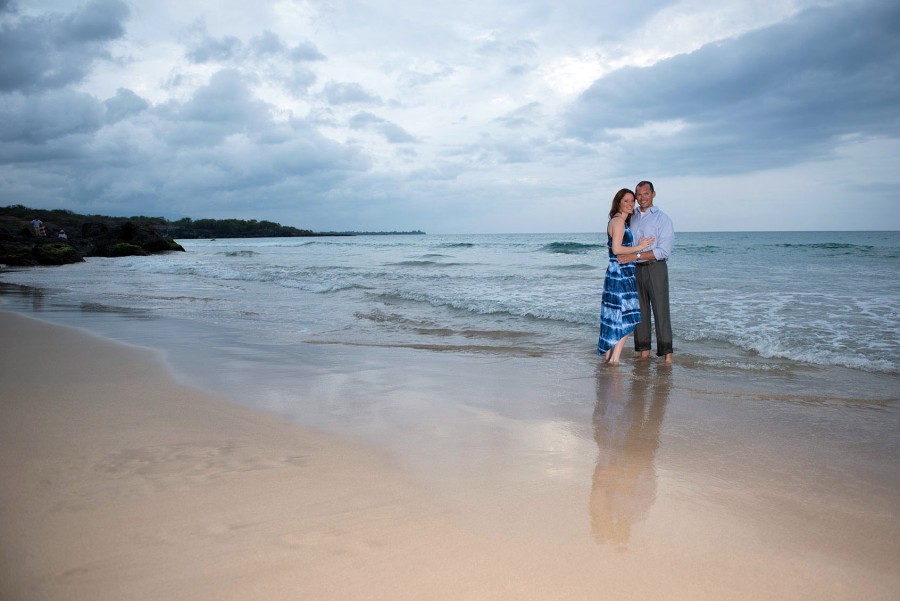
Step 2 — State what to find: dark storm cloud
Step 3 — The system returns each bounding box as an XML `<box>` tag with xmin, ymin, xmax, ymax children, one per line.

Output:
<box><xmin>0</xmin><ymin>53</ymin><xmax>370</xmax><ymax>218</ymax></box>
<box><xmin>160</xmin><ymin>69</ymin><xmax>275</xmax><ymax>146</ymax></box>
<box><xmin>0</xmin><ymin>89</ymin><xmax>103</xmax><ymax>146</ymax></box>
<box><xmin>103</xmin><ymin>88</ymin><xmax>149</xmax><ymax>124</ymax></box>
<box><xmin>180</xmin><ymin>69</ymin><xmax>265</xmax><ymax>123</ymax></box>
<box><xmin>0</xmin><ymin>0</ymin><xmax>129</xmax><ymax>93</ymax></box>
<box><xmin>566</xmin><ymin>0</ymin><xmax>900</xmax><ymax>176</ymax></box>
<box><xmin>63</xmin><ymin>0</ymin><xmax>127</xmax><ymax>41</ymax></box>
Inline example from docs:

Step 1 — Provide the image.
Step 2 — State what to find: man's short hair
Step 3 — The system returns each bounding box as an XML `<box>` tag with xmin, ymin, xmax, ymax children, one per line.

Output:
<box><xmin>636</xmin><ymin>180</ymin><xmax>654</xmax><ymax>192</ymax></box>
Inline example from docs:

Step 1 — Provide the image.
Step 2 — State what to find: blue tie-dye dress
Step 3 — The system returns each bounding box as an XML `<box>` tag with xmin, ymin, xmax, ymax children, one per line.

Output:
<box><xmin>597</xmin><ymin>222</ymin><xmax>641</xmax><ymax>353</ymax></box>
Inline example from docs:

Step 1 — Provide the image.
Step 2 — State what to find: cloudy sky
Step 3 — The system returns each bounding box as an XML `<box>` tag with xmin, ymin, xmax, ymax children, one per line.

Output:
<box><xmin>1</xmin><ymin>0</ymin><xmax>898</xmax><ymax>233</ymax></box>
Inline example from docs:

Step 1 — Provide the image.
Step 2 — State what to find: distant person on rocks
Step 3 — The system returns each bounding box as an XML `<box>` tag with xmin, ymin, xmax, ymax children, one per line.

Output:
<box><xmin>598</xmin><ymin>188</ymin><xmax>654</xmax><ymax>364</ymax></box>
<box><xmin>57</xmin><ymin>229</ymin><xmax>68</xmax><ymax>240</ymax></box>
<box><xmin>617</xmin><ymin>181</ymin><xmax>674</xmax><ymax>364</ymax></box>
<box><xmin>32</xmin><ymin>218</ymin><xmax>45</xmax><ymax>236</ymax></box>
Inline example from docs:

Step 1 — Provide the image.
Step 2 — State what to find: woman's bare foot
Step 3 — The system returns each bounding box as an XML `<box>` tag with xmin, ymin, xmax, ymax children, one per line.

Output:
<box><xmin>608</xmin><ymin>336</ymin><xmax>628</xmax><ymax>363</ymax></box>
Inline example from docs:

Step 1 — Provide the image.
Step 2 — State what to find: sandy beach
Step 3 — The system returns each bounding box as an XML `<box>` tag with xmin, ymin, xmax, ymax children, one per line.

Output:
<box><xmin>1</xmin><ymin>310</ymin><xmax>898</xmax><ymax>600</ymax></box>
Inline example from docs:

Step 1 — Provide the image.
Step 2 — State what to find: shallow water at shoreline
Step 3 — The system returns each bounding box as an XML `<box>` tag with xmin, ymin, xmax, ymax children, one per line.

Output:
<box><xmin>2</xmin><ymin>274</ymin><xmax>896</xmax><ymax>406</ymax></box>
<box><xmin>1</xmin><ymin>284</ymin><xmax>897</xmax><ymax>506</ymax></box>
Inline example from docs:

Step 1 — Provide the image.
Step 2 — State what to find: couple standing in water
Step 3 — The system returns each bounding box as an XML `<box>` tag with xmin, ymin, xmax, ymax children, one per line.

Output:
<box><xmin>597</xmin><ymin>181</ymin><xmax>674</xmax><ymax>364</ymax></box>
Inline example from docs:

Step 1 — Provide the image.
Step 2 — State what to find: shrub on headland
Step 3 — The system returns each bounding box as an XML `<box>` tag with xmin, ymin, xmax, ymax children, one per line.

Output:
<box><xmin>32</xmin><ymin>241</ymin><xmax>84</xmax><ymax>265</ymax></box>
<box><xmin>109</xmin><ymin>242</ymin><xmax>148</xmax><ymax>257</ymax></box>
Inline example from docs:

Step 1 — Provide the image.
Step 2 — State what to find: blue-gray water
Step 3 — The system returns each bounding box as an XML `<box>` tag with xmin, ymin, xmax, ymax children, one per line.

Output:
<box><xmin>2</xmin><ymin>231</ymin><xmax>898</xmax><ymax>403</ymax></box>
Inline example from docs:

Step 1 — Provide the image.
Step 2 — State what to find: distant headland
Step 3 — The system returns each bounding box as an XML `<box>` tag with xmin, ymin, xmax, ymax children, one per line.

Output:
<box><xmin>0</xmin><ymin>204</ymin><xmax>424</xmax><ymax>266</ymax></box>
<box><xmin>316</xmin><ymin>230</ymin><xmax>426</xmax><ymax>236</ymax></box>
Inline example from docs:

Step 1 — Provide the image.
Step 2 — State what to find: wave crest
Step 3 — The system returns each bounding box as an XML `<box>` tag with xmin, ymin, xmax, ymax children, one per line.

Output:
<box><xmin>540</xmin><ymin>242</ymin><xmax>603</xmax><ymax>254</ymax></box>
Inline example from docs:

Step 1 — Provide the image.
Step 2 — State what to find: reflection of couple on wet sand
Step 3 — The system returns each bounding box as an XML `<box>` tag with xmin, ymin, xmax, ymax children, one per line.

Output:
<box><xmin>589</xmin><ymin>365</ymin><xmax>670</xmax><ymax>549</ymax></box>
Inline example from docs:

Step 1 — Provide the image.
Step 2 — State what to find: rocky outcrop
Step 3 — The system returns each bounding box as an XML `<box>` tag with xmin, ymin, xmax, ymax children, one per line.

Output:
<box><xmin>78</xmin><ymin>222</ymin><xmax>185</xmax><ymax>257</ymax></box>
<box><xmin>0</xmin><ymin>217</ymin><xmax>184</xmax><ymax>267</ymax></box>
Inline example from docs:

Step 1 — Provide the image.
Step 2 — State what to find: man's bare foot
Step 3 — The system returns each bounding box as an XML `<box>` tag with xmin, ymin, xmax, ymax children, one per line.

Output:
<box><xmin>663</xmin><ymin>353</ymin><xmax>673</xmax><ymax>365</ymax></box>
<box><xmin>637</xmin><ymin>350</ymin><xmax>651</xmax><ymax>360</ymax></box>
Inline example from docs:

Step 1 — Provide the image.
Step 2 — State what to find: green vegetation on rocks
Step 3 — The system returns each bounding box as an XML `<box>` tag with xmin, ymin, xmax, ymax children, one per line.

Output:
<box><xmin>0</xmin><ymin>206</ymin><xmax>185</xmax><ymax>266</ymax></box>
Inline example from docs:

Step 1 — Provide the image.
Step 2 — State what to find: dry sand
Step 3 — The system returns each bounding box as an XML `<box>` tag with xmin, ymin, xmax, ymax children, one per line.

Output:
<box><xmin>1</xmin><ymin>311</ymin><xmax>897</xmax><ymax>600</ymax></box>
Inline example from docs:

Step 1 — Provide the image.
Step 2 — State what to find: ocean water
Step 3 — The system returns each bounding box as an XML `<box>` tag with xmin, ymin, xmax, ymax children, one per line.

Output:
<box><xmin>3</xmin><ymin>231</ymin><xmax>898</xmax><ymax>365</ymax></box>
<box><xmin>2</xmin><ymin>231</ymin><xmax>898</xmax><ymax>402</ymax></box>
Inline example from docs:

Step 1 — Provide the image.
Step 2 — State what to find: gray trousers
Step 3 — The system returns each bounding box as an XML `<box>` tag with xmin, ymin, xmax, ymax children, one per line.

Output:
<box><xmin>634</xmin><ymin>261</ymin><xmax>673</xmax><ymax>356</ymax></box>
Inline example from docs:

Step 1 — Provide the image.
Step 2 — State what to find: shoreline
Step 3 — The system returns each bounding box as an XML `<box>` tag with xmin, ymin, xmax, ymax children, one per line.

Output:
<box><xmin>0</xmin><ymin>312</ymin><xmax>541</xmax><ymax>600</ymax></box>
<box><xmin>1</xmin><ymin>309</ymin><xmax>899</xmax><ymax>599</ymax></box>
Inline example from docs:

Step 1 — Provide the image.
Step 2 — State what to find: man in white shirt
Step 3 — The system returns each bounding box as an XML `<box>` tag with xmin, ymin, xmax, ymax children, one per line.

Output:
<box><xmin>618</xmin><ymin>181</ymin><xmax>674</xmax><ymax>363</ymax></box>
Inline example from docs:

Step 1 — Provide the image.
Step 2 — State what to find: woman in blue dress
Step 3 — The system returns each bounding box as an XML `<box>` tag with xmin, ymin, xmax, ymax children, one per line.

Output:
<box><xmin>598</xmin><ymin>189</ymin><xmax>654</xmax><ymax>363</ymax></box>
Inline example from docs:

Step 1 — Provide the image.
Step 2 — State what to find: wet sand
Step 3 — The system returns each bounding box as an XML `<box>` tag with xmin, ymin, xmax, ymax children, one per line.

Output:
<box><xmin>1</xmin><ymin>310</ymin><xmax>898</xmax><ymax>600</ymax></box>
